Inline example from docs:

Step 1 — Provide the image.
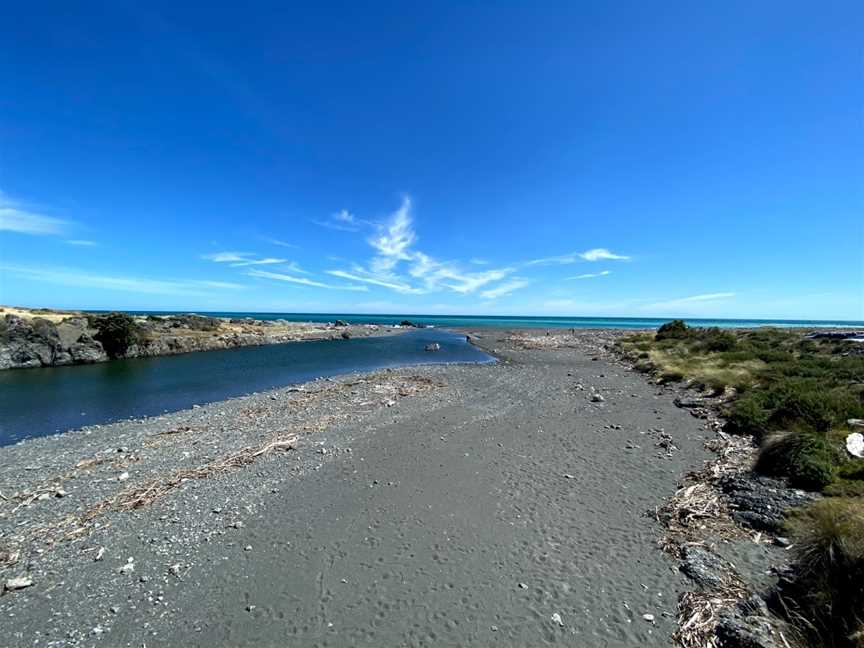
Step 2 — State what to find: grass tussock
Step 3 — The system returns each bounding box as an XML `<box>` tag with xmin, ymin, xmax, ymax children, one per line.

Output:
<box><xmin>781</xmin><ymin>499</ymin><xmax>864</xmax><ymax>647</ymax></box>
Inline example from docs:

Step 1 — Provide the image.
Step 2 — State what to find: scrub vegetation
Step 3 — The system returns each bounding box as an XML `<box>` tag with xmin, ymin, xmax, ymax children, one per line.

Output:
<box><xmin>617</xmin><ymin>322</ymin><xmax>864</xmax><ymax>646</ymax></box>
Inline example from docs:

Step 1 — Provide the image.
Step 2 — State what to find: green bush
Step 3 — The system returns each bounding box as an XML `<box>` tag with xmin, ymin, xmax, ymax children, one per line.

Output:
<box><xmin>655</xmin><ymin>319</ymin><xmax>689</xmax><ymax>340</ymax></box>
<box><xmin>782</xmin><ymin>498</ymin><xmax>864</xmax><ymax>647</ymax></box>
<box><xmin>755</xmin><ymin>431</ymin><xmax>837</xmax><ymax>490</ymax></box>
<box><xmin>725</xmin><ymin>395</ymin><xmax>771</xmax><ymax>437</ymax></box>
<box><xmin>93</xmin><ymin>312</ymin><xmax>140</xmax><ymax>358</ymax></box>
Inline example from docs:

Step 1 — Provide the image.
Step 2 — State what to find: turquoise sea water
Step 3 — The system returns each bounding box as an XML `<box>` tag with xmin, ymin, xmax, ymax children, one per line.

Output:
<box><xmin>125</xmin><ymin>312</ymin><xmax>864</xmax><ymax>330</ymax></box>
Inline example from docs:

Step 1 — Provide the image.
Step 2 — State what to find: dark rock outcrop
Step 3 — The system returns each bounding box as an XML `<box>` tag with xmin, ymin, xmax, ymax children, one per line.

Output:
<box><xmin>719</xmin><ymin>474</ymin><xmax>817</xmax><ymax>532</ymax></box>
<box><xmin>0</xmin><ymin>315</ymin><xmax>107</xmax><ymax>369</ymax></box>
<box><xmin>716</xmin><ymin>595</ymin><xmax>789</xmax><ymax>648</ymax></box>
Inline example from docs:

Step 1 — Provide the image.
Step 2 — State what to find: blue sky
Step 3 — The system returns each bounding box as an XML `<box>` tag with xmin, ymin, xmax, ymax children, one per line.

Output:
<box><xmin>1</xmin><ymin>1</ymin><xmax>862</xmax><ymax>320</ymax></box>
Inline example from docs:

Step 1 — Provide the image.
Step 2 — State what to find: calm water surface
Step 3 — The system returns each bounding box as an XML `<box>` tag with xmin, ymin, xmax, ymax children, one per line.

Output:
<box><xmin>0</xmin><ymin>330</ymin><xmax>493</xmax><ymax>446</ymax></box>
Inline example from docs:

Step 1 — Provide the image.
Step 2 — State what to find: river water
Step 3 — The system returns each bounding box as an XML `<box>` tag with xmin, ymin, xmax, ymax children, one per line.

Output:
<box><xmin>0</xmin><ymin>329</ymin><xmax>493</xmax><ymax>446</ymax></box>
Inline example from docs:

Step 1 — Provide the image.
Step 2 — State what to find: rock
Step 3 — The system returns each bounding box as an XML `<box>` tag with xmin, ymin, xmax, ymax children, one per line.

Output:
<box><xmin>118</xmin><ymin>558</ymin><xmax>135</xmax><ymax>575</ymax></box>
<box><xmin>550</xmin><ymin>612</ymin><xmax>564</xmax><ymax>627</ymax></box>
<box><xmin>334</xmin><ymin>320</ymin><xmax>349</xmax><ymax>327</ymax></box>
<box><xmin>680</xmin><ymin>545</ymin><xmax>726</xmax><ymax>589</ymax></box>
<box><xmin>4</xmin><ymin>576</ymin><xmax>34</xmax><ymax>591</ymax></box>
<box><xmin>720</xmin><ymin>474</ymin><xmax>817</xmax><ymax>532</ymax></box>
<box><xmin>642</xmin><ymin>613</ymin><xmax>655</xmax><ymax>623</ymax></box>
<box><xmin>118</xmin><ymin>472</ymin><xmax>130</xmax><ymax>481</ymax></box>
<box><xmin>846</xmin><ymin>432</ymin><xmax>864</xmax><ymax>458</ymax></box>
<box><xmin>590</xmin><ymin>393</ymin><xmax>605</xmax><ymax>403</ymax></box>
<box><xmin>674</xmin><ymin>396</ymin><xmax>705</xmax><ymax>409</ymax></box>
<box><xmin>400</xmin><ymin>320</ymin><xmax>415</xmax><ymax>327</ymax></box>
<box><xmin>849</xmin><ymin>418</ymin><xmax>864</xmax><ymax>428</ymax></box>
<box><xmin>425</xmin><ymin>343</ymin><xmax>441</xmax><ymax>352</ymax></box>
<box><xmin>341</xmin><ymin>331</ymin><xmax>352</xmax><ymax>340</ymax></box>
<box><xmin>716</xmin><ymin>596</ymin><xmax>788</xmax><ymax>648</ymax></box>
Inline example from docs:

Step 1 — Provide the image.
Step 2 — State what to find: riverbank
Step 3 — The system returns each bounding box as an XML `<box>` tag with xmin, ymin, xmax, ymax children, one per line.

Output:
<box><xmin>1</xmin><ymin>328</ymin><xmax>718</xmax><ymax>647</ymax></box>
<box><xmin>0</xmin><ymin>305</ymin><xmax>401</xmax><ymax>371</ymax></box>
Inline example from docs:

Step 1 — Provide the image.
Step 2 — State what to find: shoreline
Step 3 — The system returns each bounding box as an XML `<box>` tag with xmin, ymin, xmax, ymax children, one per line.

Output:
<box><xmin>0</xmin><ymin>305</ymin><xmax>404</xmax><ymax>371</ymax></box>
<box><xmin>0</xmin><ymin>328</ymin><xmax>825</xmax><ymax>647</ymax></box>
<box><xmin>1</xmin><ymin>328</ymin><xmax>713</xmax><ymax>646</ymax></box>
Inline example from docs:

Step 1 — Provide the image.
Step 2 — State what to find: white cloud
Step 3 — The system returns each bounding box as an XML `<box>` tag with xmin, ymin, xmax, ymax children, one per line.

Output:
<box><xmin>262</xmin><ymin>237</ymin><xmax>297</xmax><ymax>248</ymax></box>
<box><xmin>202</xmin><ymin>251</ymin><xmax>305</xmax><ymax>270</ymax></box>
<box><xmin>0</xmin><ymin>197</ymin><xmax>70</xmax><ymax>236</ymax></box>
<box><xmin>527</xmin><ymin>248</ymin><xmax>630</xmax><ymax>266</ymax></box>
<box><xmin>312</xmin><ymin>208</ymin><xmax>371</xmax><ymax>232</ymax></box>
<box><xmin>481</xmin><ymin>279</ymin><xmax>530</xmax><ymax>300</ymax></box>
<box><xmin>66</xmin><ymin>239</ymin><xmax>99</xmax><ymax>247</ymax></box>
<box><xmin>228</xmin><ymin>257</ymin><xmax>286</xmax><ymax>267</ymax></box>
<box><xmin>579</xmin><ymin>248</ymin><xmax>629</xmax><ymax>262</ymax></box>
<box><xmin>642</xmin><ymin>292</ymin><xmax>736</xmax><ymax>313</ymax></box>
<box><xmin>327</xmin><ymin>197</ymin><xmax>519</xmax><ymax>297</ymax></box>
<box><xmin>1</xmin><ymin>263</ymin><xmax>244</xmax><ymax>296</ymax></box>
<box><xmin>325</xmin><ymin>269</ymin><xmax>423</xmax><ymax>294</ymax></box>
<box><xmin>470</xmin><ymin>258</ymin><xmax>490</xmax><ymax>265</ymax></box>
<box><xmin>570</xmin><ymin>270</ymin><xmax>611</xmax><ymax>280</ymax></box>
<box><xmin>201</xmin><ymin>251</ymin><xmax>251</xmax><ymax>263</ymax></box>
<box><xmin>246</xmin><ymin>269</ymin><xmax>368</xmax><ymax>291</ymax></box>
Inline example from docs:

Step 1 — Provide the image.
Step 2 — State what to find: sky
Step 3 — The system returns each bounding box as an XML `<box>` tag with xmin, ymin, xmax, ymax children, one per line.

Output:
<box><xmin>1</xmin><ymin>1</ymin><xmax>862</xmax><ymax>320</ymax></box>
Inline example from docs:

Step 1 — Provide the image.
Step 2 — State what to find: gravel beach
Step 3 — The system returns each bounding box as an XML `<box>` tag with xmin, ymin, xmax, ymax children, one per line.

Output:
<box><xmin>0</xmin><ymin>329</ymin><xmax>714</xmax><ymax>647</ymax></box>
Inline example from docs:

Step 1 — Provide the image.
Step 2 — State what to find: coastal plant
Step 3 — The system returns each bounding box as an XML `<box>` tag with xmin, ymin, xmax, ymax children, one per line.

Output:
<box><xmin>656</xmin><ymin>319</ymin><xmax>689</xmax><ymax>340</ymax></box>
<box><xmin>780</xmin><ymin>498</ymin><xmax>864</xmax><ymax>647</ymax></box>
<box><xmin>92</xmin><ymin>312</ymin><xmax>141</xmax><ymax>358</ymax></box>
<box><xmin>754</xmin><ymin>431</ymin><xmax>837</xmax><ymax>490</ymax></box>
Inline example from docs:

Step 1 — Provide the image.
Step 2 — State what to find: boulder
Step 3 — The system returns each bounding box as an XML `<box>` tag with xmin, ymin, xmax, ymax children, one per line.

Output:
<box><xmin>719</xmin><ymin>474</ymin><xmax>816</xmax><ymax>532</ymax></box>
<box><xmin>334</xmin><ymin>320</ymin><xmax>349</xmax><ymax>327</ymax></box>
<box><xmin>716</xmin><ymin>596</ymin><xmax>788</xmax><ymax>648</ymax></box>
<box><xmin>680</xmin><ymin>545</ymin><xmax>726</xmax><ymax>589</ymax></box>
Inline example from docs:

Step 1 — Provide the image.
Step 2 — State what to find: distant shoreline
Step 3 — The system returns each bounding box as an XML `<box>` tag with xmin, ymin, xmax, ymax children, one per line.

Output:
<box><xmin>8</xmin><ymin>304</ymin><xmax>864</xmax><ymax>330</ymax></box>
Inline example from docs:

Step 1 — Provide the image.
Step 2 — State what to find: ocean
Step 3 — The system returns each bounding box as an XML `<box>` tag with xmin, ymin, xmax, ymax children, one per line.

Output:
<box><xmin>123</xmin><ymin>312</ymin><xmax>864</xmax><ymax>330</ymax></box>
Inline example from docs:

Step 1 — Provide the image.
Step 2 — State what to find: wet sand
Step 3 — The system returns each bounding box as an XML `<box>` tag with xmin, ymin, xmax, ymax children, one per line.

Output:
<box><xmin>0</xmin><ymin>329</ymin><xmax>711</xmax><ymax>647</ymax></box>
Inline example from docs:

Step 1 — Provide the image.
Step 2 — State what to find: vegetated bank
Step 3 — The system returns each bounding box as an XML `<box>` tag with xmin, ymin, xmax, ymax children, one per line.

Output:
<box><xmin>617</xmin><ymin>321</ymin><xmax>864</xmax><ymax>648</ymax></box>
<box><xmin>0</xmin><ymin>306</ymin><xmax>400</xmax><ymax>371</ymax></box>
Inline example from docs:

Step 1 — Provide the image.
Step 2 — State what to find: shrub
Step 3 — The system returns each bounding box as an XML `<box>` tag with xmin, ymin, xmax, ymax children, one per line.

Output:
<box><xmin>755</xmin><ymin>431</ymin><xmax>837</xmax><ymax>490</ymax></box>
<box><xmin>782</xmin><ymin>498</ymin><xmax>864</xmax><ymax>647</ymax></box>
<box><xmin>725</xmin><ymin>395</ymin><xmax>771</xmax><ymax>437</ymax></box>
<box><xmin>93</xmin><ymin>312</ymin><xmax>140</xmax><ymax>358</ymax></box>
<box><xmin>656</xmin><ymin>319</ymin><xmax>689</xmax><ymax>340</ymax></box>
<box><xmin>698</xmin><ymin>328</ymin><xmax>737</xmax><ymax>352</ymax></box>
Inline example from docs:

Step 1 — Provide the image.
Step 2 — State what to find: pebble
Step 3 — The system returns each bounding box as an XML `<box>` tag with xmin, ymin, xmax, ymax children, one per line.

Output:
<box><xmin>642</xmin><ymin>613</ymin><xmax>655</xmax><ymax>623</ymax></box>
<box><xmin>117</xmin><ymin>472</ymin><xmax>129</xmax><ymax>482</ymax></box>
<box><xmin>118</xmin><ymin>558</ymin><xmax>135</xmax><ymax>575</ymax></box>
<box><xmin>551</xmin><ymin>612</ymin><xmax>564</xmax><ymax>627</ymax></box>
<box><xmin>5</xmin><ymin>576</ymin><xmax>34</xmax><ymax>591</ymax></box>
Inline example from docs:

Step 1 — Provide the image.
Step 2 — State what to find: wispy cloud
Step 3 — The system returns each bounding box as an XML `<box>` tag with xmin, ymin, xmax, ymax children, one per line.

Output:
<box><xmin>526</xmin><ymin>248</ymin><xmax>629</xmax><ymax>266</ymax></box>
<box><xmin>201</xmin><ymin>251</ymin><xmax>250</xmax><ymax>263</ymax></box>
<box><xmin>262</xmin><ymin>237</ymin><xmax>297</xmax><ymax>248</ymax></box>
<box><xmin>228</xmin><ymin>257</ymin><xmax>286</xmax><ymax>267</ymax></box>
<box><xmin>327</xmin><ymin>197</ymin><xmax>519</xmax><ymax>297</ymax></box>
<box><xmin>642</xmin><ymin>292</ymin><xmax>736</xmax><ymax>313</ymax></box>
<box><xmin>246</xmin><ymin>269</ymin><xmax>368</xmax><ymax>291</ymax></box>
<box><xmin>481</xmin><ymin>279</ymin><xmax>530</xmax><ymax>300</ymax></box>
<box><xmin>312</xmin><ymin>208</ymin><xmax>375</xmax><ymax>232</ymax></box>
<box><xmin>65</xmin><ymin>239</ymin><xmax>99</xmax><ymax>247</ymax></box>
<box><xmin>0</xmin><ymin>193</ymin><xmax>71</xmax><ymax>236</ymax></box>
<box><xmin>1</xmin><ymin>263</ymin><xmax>244</xmax><ymax>296</ymax></box>
<box><xmin>202</xmin><ymin>251</ymin><xmax>301</xmax><ymax>269</ymax></box>
<box><xmin>325</xmin><ymin>269</ymin><xmax>423</xmax><ymax>294</ymax></box>
<box><xmin>570</xmin><ymin>270</ymin><xmax>611</xmax><ymax>280</ymax></box>
<box><xmin>579</xmin><ymin>248</ymin><xmax>629</xmax><ymax>262</ymax></box>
